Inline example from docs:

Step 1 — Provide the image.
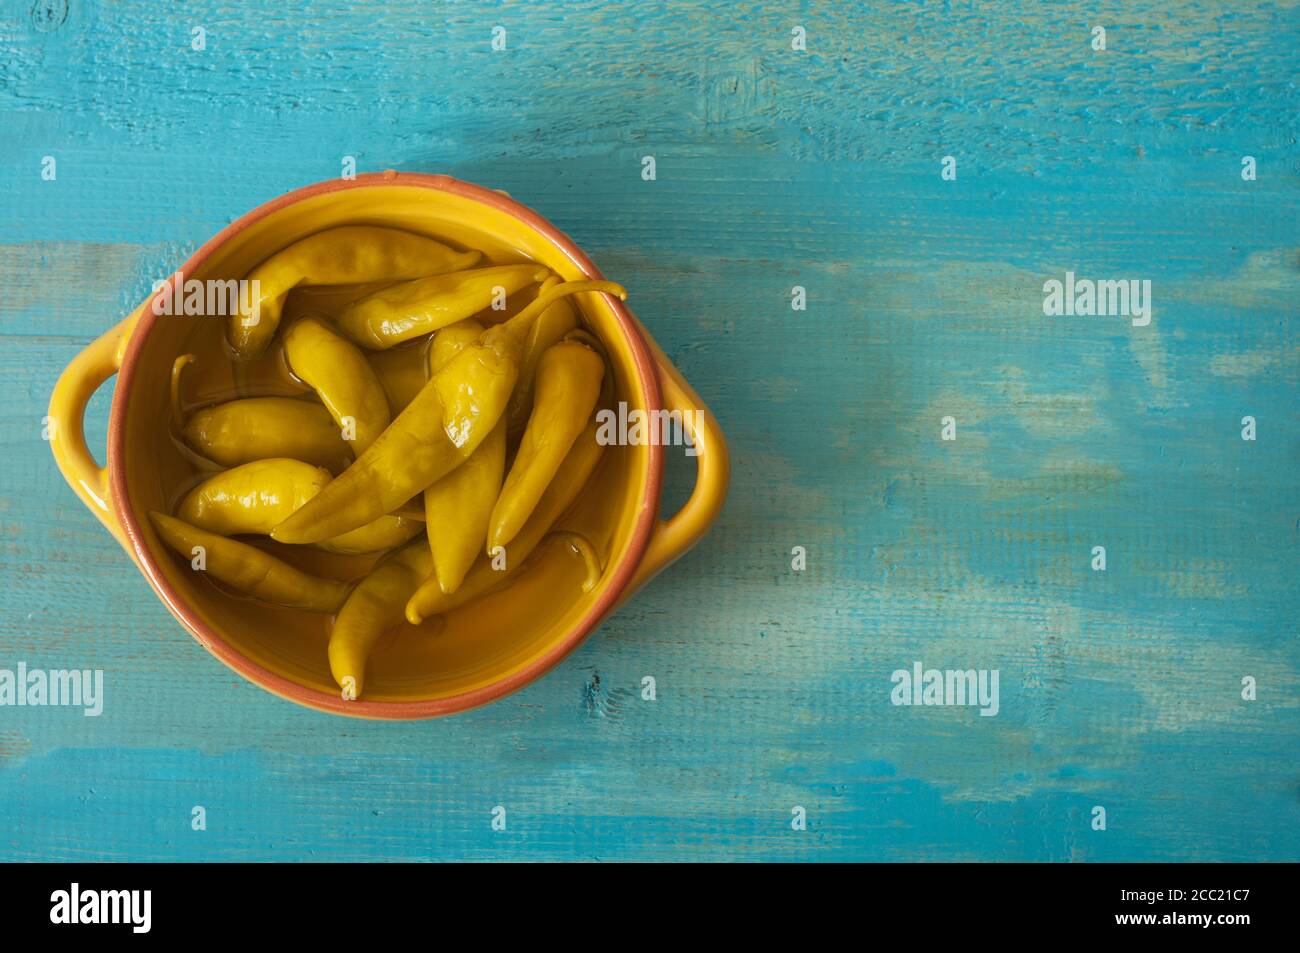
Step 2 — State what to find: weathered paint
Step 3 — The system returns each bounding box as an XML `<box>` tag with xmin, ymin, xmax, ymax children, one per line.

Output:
<box><xmin>0</xmin><ymin>0</ymin><xmax>1296</xmax><ymax>861</ymax></box>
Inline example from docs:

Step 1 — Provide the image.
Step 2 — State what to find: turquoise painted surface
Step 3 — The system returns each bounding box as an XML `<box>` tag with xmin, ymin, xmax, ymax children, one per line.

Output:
<box><xmin>1</xmin><ymin>0</ymin><xmax>1297</xmax><ymax>861</ymax></box>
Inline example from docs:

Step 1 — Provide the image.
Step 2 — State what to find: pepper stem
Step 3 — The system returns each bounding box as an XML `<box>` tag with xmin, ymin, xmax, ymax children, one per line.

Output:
<box><xmin>502</xmin><ymin>280</ymin><xmax>627</xmax><ymax>336</ymax></box>
<box><xmin>170</xmin><ymin>354</ymin><xmax>196</xmax><ymax>434</ymax></box>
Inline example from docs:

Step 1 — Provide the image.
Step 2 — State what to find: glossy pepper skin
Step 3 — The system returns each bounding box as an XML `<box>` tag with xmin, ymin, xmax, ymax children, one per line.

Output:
<box><xmin>422</xmin><ymin>319</ymin><xmax>506</xmax><ymax>595</ymax></box>
<box><xmin>149</xmin><ymin>511</ymin><xmax>349</xmax><ymax>612</ymax></box>
<box><xmin>178</xmin><ymin>459</ymin><xmax>331</xmax><ymax>535</ymax></box>
<box><xmin>271</xmin><ymin>281</ymin><xmax>626</xmax><ymax>545</ymax></box>
<box><xmin>328</xmin><ymin>538</ymin><xmax>432</xmax><ymax>699</ymax></box>
<box><xmin>177</xmin><ymin>459</ymin><xmax>418</xmax><ymax>552</ymax></box>
<box><xmin>406</xmin><ymin>414</ymin><xmax>606</xmax><ymax>624</ymax></box>
<box><xmin>282</xmin><ymin>316</ymin><xmax>391</xmax><ymax>455</ymax></box>
<box><xmin>336</xmin><ymin>264</ymin><xmax>548</xmax><ymax>350</ymax></box>
<box><xmin>488</xmin><ymin>339</ymin><xmax>605</xmax><ymax>551</ymax></box>
<box><xmin>182</xmin><ymin>397</ymin><xmax>352</xmax><ymax>470</ymax></box>
<box><xmin>228</xmin><ymin>226</ymin><xmax>481</xmax><ymax>360</ymax></box>
<box><xmin>504</xmin><ymin>276</ymin><xmax>580</xmax><ymax>437</ymax></box>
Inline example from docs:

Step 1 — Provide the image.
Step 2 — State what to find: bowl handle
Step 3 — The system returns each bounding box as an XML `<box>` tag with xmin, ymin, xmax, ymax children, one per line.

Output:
<box><xmin>48</xmin><ymin>307</ymin><xmax>143</xmax><ymax>548</ymax></box>
<box><xmin>621</xmin><ymin>346</ymin><xmax>730</xmax><ymax>600</ymax></box>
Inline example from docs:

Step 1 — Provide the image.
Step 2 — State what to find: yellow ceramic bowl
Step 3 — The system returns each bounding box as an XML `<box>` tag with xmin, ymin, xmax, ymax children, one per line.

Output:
<box><xmin>48</xmin><ymin>172</ymin><xmax>728</xmax><ymax>718</ymax></box>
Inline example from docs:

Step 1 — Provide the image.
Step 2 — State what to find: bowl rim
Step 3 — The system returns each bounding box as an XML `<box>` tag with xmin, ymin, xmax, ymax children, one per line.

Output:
<box><xmin>106</xmin><ymin>170</ymin><xmax>664</xmax><ymax>718</ymax></box>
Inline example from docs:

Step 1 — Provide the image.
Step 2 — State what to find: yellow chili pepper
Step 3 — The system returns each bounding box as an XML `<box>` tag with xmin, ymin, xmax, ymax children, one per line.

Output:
<box><xmin>367</xmin><ymin>342</ymin><xmax>429</xmax><ymax>414</ymax></box>
<box><xmin>149</xmin><ymin>512</ymin><xmax>349</xmax><ymax>612</ymax></box>
<box><xmin>420</xmin><ymin>318</ymin><xmax>505</xmax><ymax>594</ymax></box>
<box><xmin>487</xmin><ymin>339</ymin><xmax>605</xmax><ymax>551</ymax></box>
<box><xmin>178</xmin><ymin>459</ymin><xmax>331</xmax><ymax>535</ymax></box>
<box><xmin>270</xmin><ymin>280</ymin><xmax>626</xmax><ymax>545</ymax></box>
<box><xmin>329</xmin><ymin>538</ymin><xmax>432</xmax><ymax>699</ymax></box>
<box><xmin>181</xmin><ymin>397</ymin><xmax>353</xmax><ymax>470</ymax></box>
<box><xmin>503</xmin><ymin>276</ymin><xmax>579</xmax><ymax>436</ymax></box>
<box><xmin>421</xmin><ymin>423</ymin><xmax>504</xmax><ymax>593</ymax></box>
<box><xmin>229</xmin><ymin>226</ymin><xmax>481</xmax><ymax>359</ymax></box>
<box><xmin>313</xmin><ymin>514</ymin><xmax>423</xmax><ymax>555</ymax></box>
<box><xmin>177</xmin><ymin>459</ymin><xmax>418</xmax><ymax>552</ymax></box>
<box><xmin>406</xmin><ymin>415</ymin><xmax>606</xmax><ymax>624</ymax></box>
<box><xmin>282</xmin><ymin>316</ymin><xmax>391</xmax><ymax>455</ymax></box>
<box><xmin>336</xmin><ymin>264</ymin><xmax>548</xmax><ymax>350</ymax></box>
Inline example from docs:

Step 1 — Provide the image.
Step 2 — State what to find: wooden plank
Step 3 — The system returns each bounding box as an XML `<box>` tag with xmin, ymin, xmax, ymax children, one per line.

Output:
<box><xmin>0</xmin><ymin>0</ymin><xmax>1295</xmax><ymax>861</ymax></box>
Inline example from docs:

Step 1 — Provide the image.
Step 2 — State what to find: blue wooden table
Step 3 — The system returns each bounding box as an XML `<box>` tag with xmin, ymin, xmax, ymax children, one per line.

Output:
<box><xmin>1</xmin><ymin>0</ymin><xmax>1296</xmax><ymax>861</ymax></box>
